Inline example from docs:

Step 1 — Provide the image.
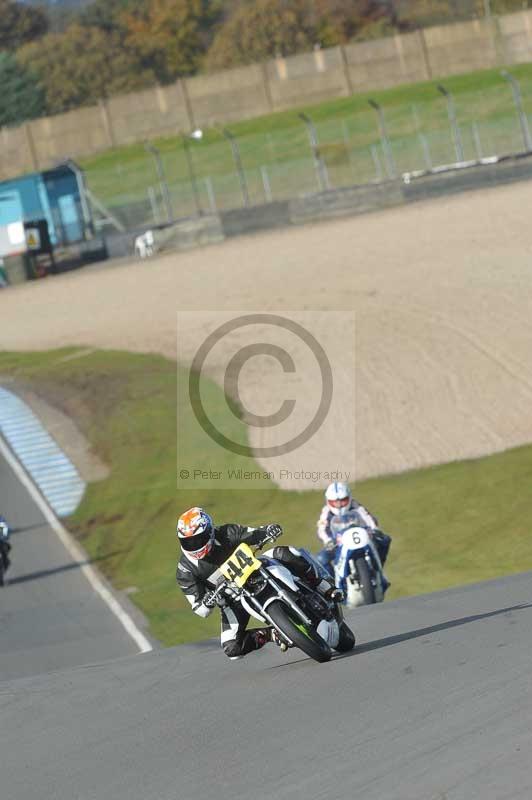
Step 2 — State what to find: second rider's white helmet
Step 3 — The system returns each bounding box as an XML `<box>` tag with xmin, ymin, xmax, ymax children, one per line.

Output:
<box><xmin>325</xmin><ymin>482</ymin><xmax>352</xmax><ymax>516</ymax></box>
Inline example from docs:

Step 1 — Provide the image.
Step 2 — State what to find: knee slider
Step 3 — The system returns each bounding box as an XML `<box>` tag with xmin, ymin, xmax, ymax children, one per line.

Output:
<box><xmin>223</xmin><ymin>640</ymin><xmax>243</xmax><ymax>659</ymax></box>
<box><xmin>270</xmin><ymin>545</ymin><xmax>287</xmax><ymax>561</ymax></box>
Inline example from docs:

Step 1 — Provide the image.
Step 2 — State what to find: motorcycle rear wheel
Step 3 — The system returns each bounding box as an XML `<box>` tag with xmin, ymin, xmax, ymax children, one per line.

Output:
<box><xmin>267</xmin><ymin>601</ymin><xmax>332</xmax><ymax>663</ymax></box>
<box><xmin>0</xmin><ymin>560</ymin><xmax>4</xmax><ymax>587</ymax></box>
<box><xmin>354</xmin><ymin>557</ymin><xmax>376</xmax><ymax>604</ymax></box>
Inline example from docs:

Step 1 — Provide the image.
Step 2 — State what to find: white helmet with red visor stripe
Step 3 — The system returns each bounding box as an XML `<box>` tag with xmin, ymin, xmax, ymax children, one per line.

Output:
<box><xmin>177</xmin><ymin>507</ymin><xmax>215</xmax><ymax>559</ymax></box>
<box><xmin>325</xmin><ymin>482</ymin><xmax>352</xmax><ymax>517</ymax></box>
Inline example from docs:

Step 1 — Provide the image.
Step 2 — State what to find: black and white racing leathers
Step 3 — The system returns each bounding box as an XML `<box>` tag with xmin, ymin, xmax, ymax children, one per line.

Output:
<box><xmin>176</xmin><ymin>523</ymin><xmax>329</xmax><ymax>659</ymax></box>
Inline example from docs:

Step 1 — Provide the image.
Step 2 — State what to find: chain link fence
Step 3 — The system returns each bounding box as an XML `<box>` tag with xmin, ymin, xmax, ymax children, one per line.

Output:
<box><xmin>84</xmin><ymin>70</ymin><xmax>532</xmax><ymax>231</ymax></box>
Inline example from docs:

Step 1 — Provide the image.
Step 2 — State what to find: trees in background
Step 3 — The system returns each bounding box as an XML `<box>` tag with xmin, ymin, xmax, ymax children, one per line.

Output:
<box><xmin>206</xmin><ymin>0</ymin><xmax>325</xmax><ymax>70</ymax></box>
<box><xmin>0</xmin><ymin>51</ymin><xmax>45</xmax><ymax>126</ymax></box>
<box><xmin>206</xmin><ymin>0</ymin><xmax>399</xmax><ymax>70</ymax></box>
<box><xmin>0</xmin><ymin>0</ymin><xmax>47</xmax><ymax>124</ymax></box>
<box><xmin>123</xmin><ymin>0</ymin><xmax>222</xmax><ymax>82</ymax></box>
<box><xmin>3</xmin><ymin>0</ymin><xmax>223</xmax><ymax>117</ymax></box>
<box><xmin>18</xmin><ymin>24</ymin><xmax>155</xmax><ymax>114</ymax></box>
<box><xmin>0</xmin><ymin>0</ymin><xmax>48</xmax><ymax>51</ymax></box>
<box><xmin>78</xmin><ymin>0</ymin><xmax>144</xmax><ymax>32</ymax></box>
<box><xmin>3</xmin><ymin>0</ymin><xmax>532</xmax><ymax>120</ymax></box>
<box><xmin>315</xmin><ymin>0</ymin><xmax>396</xmax><ymax>43</ymax></box>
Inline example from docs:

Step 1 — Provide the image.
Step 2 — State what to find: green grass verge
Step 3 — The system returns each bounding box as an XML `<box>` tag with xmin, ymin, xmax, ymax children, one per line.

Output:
<box><xmin>1</xmin><ymin>348</ymin><xmax>531</xmax><ymax>646</ymax></box>
<box><xmin>80</xmin><ymin>62</ymin><xmax>532</xmax><ymax>220</ymax></box>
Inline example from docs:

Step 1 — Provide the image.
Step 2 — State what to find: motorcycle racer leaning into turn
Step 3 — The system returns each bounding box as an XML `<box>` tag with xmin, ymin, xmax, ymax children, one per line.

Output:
<box><xmin>176</xmin><ymin>507</ymin><xmax>343</xmax><ymax>660</ymax></box>
<box><xmin>316</xmin><ymin>482</ymin><xmax>392</xmax><ymax>589</ymax></box>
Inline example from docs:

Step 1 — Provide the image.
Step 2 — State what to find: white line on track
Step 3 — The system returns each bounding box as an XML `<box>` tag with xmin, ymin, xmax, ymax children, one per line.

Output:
<box><xmin>0</xmin><ymin>434</ymin><xmax>153</xmax><ymax>655</ymax></box>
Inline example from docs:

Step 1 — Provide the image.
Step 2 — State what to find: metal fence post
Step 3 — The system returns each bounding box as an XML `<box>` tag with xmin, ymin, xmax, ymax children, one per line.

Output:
<box><xmin>260</xmin><ymin>165</ymin><xmax>273</xmax><ymax>203</ymax></box>
<box><xmin>368</xmin><ymin>99</ymin><xmax>396</xmax><ymax>178</ymax></box>
<box><xmin>144</xmin><ymin>142</ymin><xmax>173</xmax><ymax>223</ymax></box>
<box><xmin>411</xmin><ymin>105</ymin><xmax>432</xmax><ymax>170</ymax></box>
<box><xmin>222</xmin><ymin>128</ymin><xmax>250</xmax><ymax>207</ymax></box>
<box><xmin>419</xmin><ymin>133</ymin><xmax>433</xmax><ymax>169</ymax></box>
<box><xmin>204</xmin><ymin>177</ymin><xmax>217</xmax><ymax>213</ymax></box>
<box><xmin>501</xmin><ymin>70</ymin><xmax>532</xmax><ymax>152</ymax></box>
<box><xmin>472</xmin><ymin>122</ymin><xmax>483</xmax><ymax>160</ymax></box>
<box><xmin>148</xmin><ymin>186</ymin><xmax>160</xmax><ymax>224</ymax></box>
<box><xmin>298</xmin><ymin>112</ymin><xmax>330</xmax><ymax>191</ymax></box>
<box><xmin>437</xmin><ymin>85</ymin><xmax>465</xmax><ymax>163</ymax></box>
<box><xmin>182</xmin><ymin>135</ymin><xmax>203</xmax><ymax>216</ymax></box>
<box><xmin>370</xmin><ymin>145</ymin><xmax>383</xmax><ymax>181</ymax></box>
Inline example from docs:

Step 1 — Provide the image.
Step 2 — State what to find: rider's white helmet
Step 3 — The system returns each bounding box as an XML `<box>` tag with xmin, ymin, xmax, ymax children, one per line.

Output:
<box><xmin>325</xmin><ymin>482</ymin><xmax>352</xmax><ymax>516</ymax></box>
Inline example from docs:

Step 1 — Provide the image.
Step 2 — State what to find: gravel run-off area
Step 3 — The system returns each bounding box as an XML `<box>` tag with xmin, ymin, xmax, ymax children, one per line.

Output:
<box><xmin>3</xmin><ymin>181</ymin><xmax>532</xmax><ymax>489</ymax></box>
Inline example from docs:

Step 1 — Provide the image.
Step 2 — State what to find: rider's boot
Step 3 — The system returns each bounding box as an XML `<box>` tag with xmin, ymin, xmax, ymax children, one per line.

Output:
<box><xmin>303</xmin><ymin>565</ymin><xmax>344</xmax><ymax>603</ymax></box>
<box><xmin>270</xmin><ymin>629</ymin><xmax>289</xmax><ymax>651</ymax></box>
<box><xmin>253</xmin><ymin>627</ymin><xmax>288</xmax><ymax>652</ymax></box>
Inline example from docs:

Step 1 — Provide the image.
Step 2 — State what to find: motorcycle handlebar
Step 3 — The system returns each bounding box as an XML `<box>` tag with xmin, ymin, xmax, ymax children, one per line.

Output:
<box><xmin>257</xmin><ymin>532</ymin><xmax>282</xmax><ymax>550</ymax></box>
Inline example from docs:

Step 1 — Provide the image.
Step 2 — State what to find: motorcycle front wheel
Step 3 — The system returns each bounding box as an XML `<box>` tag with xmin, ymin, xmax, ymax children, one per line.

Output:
<box><xmin>0</xmin><ymin>559</ymin><xmax>4</xmax><ymax>587</ymax></box>
<box><xmin>335</xmin><ymin>621</ymin><xmax>356</xmax><ymax>652</ymax></box>
<box><xmin>354</xmin><ymin>557</ymin><xmax>376</xmax><ymax>604</ymax></box>
<box><xmin>267</xmin><ymin>601</ymin><xmax>332</xmax><ymax>663</ymax></box>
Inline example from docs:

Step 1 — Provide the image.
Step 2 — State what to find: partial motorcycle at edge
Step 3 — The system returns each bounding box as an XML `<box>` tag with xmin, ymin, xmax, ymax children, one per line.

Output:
<box><xmin>0</xmin><ymin>516</ymin><xmax>11</xmax><ymax>587</ymax></box>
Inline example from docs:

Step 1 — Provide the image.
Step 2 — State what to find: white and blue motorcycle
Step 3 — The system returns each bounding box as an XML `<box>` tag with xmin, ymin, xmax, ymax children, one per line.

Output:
<box><xmin>330</xmin><ymin>511</ymin><xmax>387</xmax><ymax>608</ymax></box>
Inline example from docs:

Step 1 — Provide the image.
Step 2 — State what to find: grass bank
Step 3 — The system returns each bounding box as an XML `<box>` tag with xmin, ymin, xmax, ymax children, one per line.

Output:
<box><xmin>1</xmin><ymin>348</ymin><xmax>531</xmax><ymax>646</ymax></box>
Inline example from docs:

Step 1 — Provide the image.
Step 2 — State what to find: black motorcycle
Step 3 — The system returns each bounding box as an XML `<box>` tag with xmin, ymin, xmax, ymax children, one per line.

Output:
<box><xmin>208</xmin><ymin>533</ymin><xmax>356</xmax><ymax>663</ymax></box>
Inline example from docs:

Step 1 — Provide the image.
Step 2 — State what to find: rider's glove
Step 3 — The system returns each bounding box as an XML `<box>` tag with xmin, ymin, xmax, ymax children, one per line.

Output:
<box><xmin>266</xmin><ymin>523</ymin><xmax>283</xmax><ymax>541</ymax></box>
<box><xmin>203</xmin><ymin>589</ymin><xmax>223</xmax><ymax>609</ymax></box>
<box><xmin>325</xmin><ymin>539</ymin><xmax>336</xmax><ymax>552</ymax></box>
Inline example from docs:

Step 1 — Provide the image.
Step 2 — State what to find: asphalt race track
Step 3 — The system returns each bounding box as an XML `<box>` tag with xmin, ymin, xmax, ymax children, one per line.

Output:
<box><xmin>0</xmin><ymin>447</ymin><xmax>139</xmax><ymax>682</ymax></box>
<box><xmin>1</xmin><ymin>569</ymin><xmax>531</xmax><ymax>799</ymax></box>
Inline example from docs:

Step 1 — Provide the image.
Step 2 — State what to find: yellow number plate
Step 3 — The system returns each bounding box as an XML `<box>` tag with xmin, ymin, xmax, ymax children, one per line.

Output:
<box><xmin>220</xmin><ymin>543</ymin><xmax>261</xmax><ymax>588</ymax></box>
